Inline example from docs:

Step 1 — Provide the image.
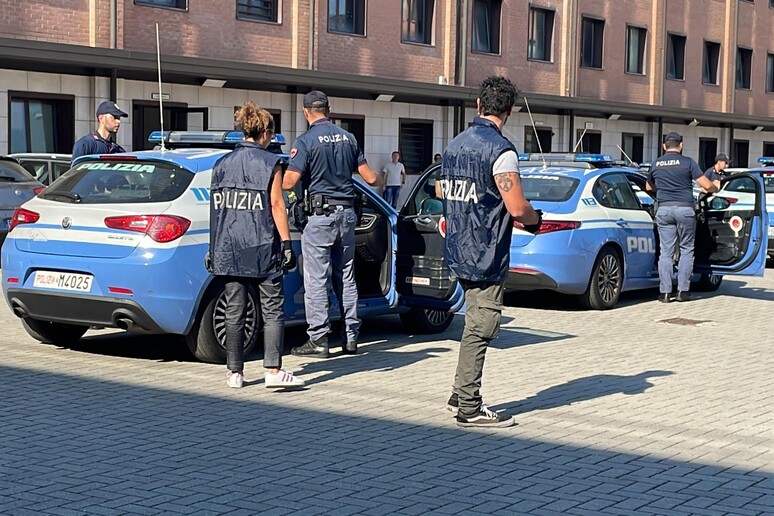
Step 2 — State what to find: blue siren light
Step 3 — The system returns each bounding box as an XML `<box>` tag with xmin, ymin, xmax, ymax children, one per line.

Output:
<box><xmin>757</xmin><ymin>156</ymin><xmax>774</xmax><ymax>165</ymax></box>
<box><xmin>575</xmin><ymin>153</ymin><xmax>613</xmax><ymax>163</ymax></box>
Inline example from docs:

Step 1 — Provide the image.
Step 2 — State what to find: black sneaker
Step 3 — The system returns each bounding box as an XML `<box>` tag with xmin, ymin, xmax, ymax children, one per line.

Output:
<box><xmin>658</xmin><ymin>293</ymin><xmax>672</xmax><ymax>303</ymax></box>
<box><xmin>676</xmin><ymin>291</ymin><xmax>691</xmax><ymax>302</ymax></box>
<box><xmin>456</xmin><ymin>406</ymin><xmax>515</xmax><ymax>428</ymax></box>
<box><xmin>340</xmin><ymin>330</ymin><xmax>357</xmax><ymax>355</ymax></box>
<box><xmin>291</xmin><ymin>336</ymin><xmax>329</xmax><ymax>358</ymax></box>
<box><xmin>446</xmin><ymin>394</ymin><xmax>489</xmax><ymax>417</ymax></box>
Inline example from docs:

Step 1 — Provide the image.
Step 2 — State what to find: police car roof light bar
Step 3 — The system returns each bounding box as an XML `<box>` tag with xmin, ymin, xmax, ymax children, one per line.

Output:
<box><xmin>757</xmin><ymin>156</ymin><xmax>774</xmax><ymax>165</ymax></box>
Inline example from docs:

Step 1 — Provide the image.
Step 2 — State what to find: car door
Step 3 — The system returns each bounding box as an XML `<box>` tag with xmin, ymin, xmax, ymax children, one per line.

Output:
<box><xmin>694</xmin><ymin>172</ymin><xmax>768</xmax><ymax>276</ymax></box>
<box><xmin>395</xmin><ymin>165</ymin><xmax>463</xmax><ymax>311</ymax></box>
<box><xmin>593</xmin><ymin>172</ymin><xmax>657</xmax><ymax>281</ymax></box>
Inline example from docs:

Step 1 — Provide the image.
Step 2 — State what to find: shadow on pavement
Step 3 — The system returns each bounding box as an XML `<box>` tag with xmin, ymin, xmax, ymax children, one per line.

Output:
<box><xmin>714</xmin><ymin>278</ymin><xmax>774</xmax><ymax>302</ymax></box>
<box><xmin>1</xmin><ymin>364</ymin><xmax>771</xmax><ymax>515</ymax></box>
<box><xmin>492</xmin><ymin>370</ymin><xmax>674</xmax><ymax>416</ymax></box>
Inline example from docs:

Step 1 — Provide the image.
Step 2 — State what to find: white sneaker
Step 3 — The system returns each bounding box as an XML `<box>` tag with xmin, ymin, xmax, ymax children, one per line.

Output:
<box><xmin>226</xmin><ymin>371</ymin><xmax>244</xmax><ymax>389</ymax></box>
<box><xmin>265</xmin><ymin>369</ymin><xmax>305</xmax><ymax>389</ymax></box>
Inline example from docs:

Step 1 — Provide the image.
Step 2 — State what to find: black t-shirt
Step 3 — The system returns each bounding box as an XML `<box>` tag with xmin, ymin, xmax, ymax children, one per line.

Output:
<box><xmin>646</xmin><ymin>151</ymin><xmax>703</xmax><ymax>205</ymax></box>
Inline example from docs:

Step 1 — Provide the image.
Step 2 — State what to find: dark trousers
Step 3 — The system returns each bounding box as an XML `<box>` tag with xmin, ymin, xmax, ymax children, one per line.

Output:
<box><xmin>452</xmin><ymin>279</ymin><xmax>505</xmax><ymax>417</ymax></box>
<box><xmin>223</xmin><ymin>275</ymin><xmax>285</xmax><ymax>373</ymax></box>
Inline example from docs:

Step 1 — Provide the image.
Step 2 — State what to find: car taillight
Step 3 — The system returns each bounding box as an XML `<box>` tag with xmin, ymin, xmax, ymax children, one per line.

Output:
<box><xmin>33</xmin><ymin>186</ymin><xmax>46</xmax><ymax>196</ymax></box>
<box><xmin>724</xmin><ymin>197</ymin><xmax>738</xmax><ymax>204</ymax></box>
<box><xmin>104</xmin><ymin>215</ymin><xmax>191</xmax><ymax>243</ymax></box>
<box><xmin>9</xmin><ymin>208</ymin><xmax>40</xmax><ymax>232</ymax></box>
<box><xmin>535</xmin><ymin>220</ymin><xmax>581</xmax><ymax>235</ymax></box>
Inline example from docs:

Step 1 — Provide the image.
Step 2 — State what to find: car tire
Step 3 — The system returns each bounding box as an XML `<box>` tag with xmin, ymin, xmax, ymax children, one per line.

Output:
<box><xmin>579</xmin><ymin>247</ymin><xmax>623</xmax><ymax>310</ymax></box>
<box><xmin>399</xmin><ymin>307</ymin><xmax>454</xmax><ymax>334</ymax></box>
<box><xmin>185</xmin><ymin>283</ymin><xmax>260</xmax><ymax>364</ymax></box>
<box><xmin>21</xmin><ymin>318</ymin><xmax>88</xmax><ymax>346</ymax></box>
<box><xmin>693</xmin><ymin>273</ymin><xmax>723</xmax><ymax>292</ymax></box>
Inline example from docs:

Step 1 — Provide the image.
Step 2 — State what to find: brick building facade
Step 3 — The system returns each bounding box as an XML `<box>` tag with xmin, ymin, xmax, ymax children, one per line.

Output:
<box><xmin>3</xmin><ymin>0</ymin><xmax>774</xmax><ymax>178</ymax></box>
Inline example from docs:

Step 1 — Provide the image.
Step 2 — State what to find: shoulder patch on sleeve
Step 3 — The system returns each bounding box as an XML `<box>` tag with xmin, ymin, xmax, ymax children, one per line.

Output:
<box><xmin>290</xmin><ymin>148</ymin><xmax>298</xmax><ymax>159</ymax></box>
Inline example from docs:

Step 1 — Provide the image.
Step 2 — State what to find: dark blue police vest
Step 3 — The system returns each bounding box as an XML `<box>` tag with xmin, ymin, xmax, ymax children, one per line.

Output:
<box><xmin>441</xmin><ymin>117</ymin><xmax>516</xmax><ymax>283</ymax></box>
<box><xmin>209</xmin><ymin>141</ymin><xmax>281</xmax><ymax>278</ymax></box>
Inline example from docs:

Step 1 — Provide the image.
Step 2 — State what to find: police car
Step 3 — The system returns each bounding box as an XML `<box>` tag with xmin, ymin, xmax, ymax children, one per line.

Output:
<box><xmin>739</xmin><ymin>158</ymin><xmax>774</xmax><ymax>260</ymax></box>
<box><xmin>403</xmin><ymin>153</ymin><xmax>768</xmax><ymax>310</ymax></box>
<box><xmin>1</xmin><ymin>131</ymin><xmax>463</xmax><ymax>363</ymax></box>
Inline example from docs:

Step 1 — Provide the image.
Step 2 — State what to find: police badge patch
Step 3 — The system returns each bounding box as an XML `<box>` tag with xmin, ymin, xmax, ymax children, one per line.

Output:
<box><xmin>290</xmin><ymin>148</ymin><xmax>298</xmax><ymax>159</ymax></box>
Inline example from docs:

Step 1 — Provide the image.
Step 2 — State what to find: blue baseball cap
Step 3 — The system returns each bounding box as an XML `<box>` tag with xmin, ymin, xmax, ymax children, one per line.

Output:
<box><xmin>96</xmin><ymin>101</ymin><xmax>128</xmax><ymax>118</ymax></box>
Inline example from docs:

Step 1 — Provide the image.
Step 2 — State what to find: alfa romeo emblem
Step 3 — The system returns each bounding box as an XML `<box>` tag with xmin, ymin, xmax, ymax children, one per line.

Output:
<box><xmin>61</xmin><ymin>217</ymin><xmax>72</xmax><ymax>229</ymax></box>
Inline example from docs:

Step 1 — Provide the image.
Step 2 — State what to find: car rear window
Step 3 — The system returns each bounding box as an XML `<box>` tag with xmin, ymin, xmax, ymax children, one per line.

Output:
<box><xmin>0</xmin><ymin>160</ymin><xmax>36</xmax><ymax>182</ymax></box>
<box><xmin>521</xmin><ymin>175</ymin><xmax>580</xmax><ymax>202</ymax></box>
<box><xmin>763</xmin><ymin>173</ymin><xmax>774</xmax><ymax>194</ymax></box>
<box><xmin>40</xmin><ymin>159</ymin><xmax>194</xmax><ymax>204</ymax></box>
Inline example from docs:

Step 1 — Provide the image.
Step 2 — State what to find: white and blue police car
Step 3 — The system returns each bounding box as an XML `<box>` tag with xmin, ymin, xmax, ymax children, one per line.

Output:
<box><xmin>1</xmin><ymin>131</ymin><xmax>463</xmax><ymax>363</ymax></box>
<box><xmin>415</xmin><ymin>152</ymin><xmax>767</xmax><ymax>310</ymax></box>
<box><xmin>743</xmin><ymin>158</ymin><xmax>774</xmax><ymax>260</ymax></box>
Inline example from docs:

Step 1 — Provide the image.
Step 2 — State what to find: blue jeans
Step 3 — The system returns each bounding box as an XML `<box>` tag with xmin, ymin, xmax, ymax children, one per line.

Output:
<box><xmin>383</xmin><ymin>186</ymin><xmax>401</xmax><ymax>208</ymax></box>
<box><xmin>656</xmin><ymin>205</ymin><xmax>697</xmax><ymax>294</ymax></box>
<box><xmin>301</xmin><ymin>207</ymin><xmax>360</xmax><ymax>343</ymax></box>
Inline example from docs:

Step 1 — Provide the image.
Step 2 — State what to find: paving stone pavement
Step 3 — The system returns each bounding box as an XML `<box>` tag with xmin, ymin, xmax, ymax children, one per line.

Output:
<box><xmin>1</xmin><ymin>271</ymin><xmax>774</xmax><ymax>515</ymax></box>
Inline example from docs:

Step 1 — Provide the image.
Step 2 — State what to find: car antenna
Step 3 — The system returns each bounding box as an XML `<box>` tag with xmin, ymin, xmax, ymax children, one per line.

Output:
<box><xmin>523</xmin><ymin>96</ymin><xmax>547</xmax><ymax>170</ymax></box>
<box><xmin>617</xmin><ymin>145</ymin><xmax>637</xmax><ymax>167</ymax></box>
<box><xmin>155</xmin><ymin>22</ymin><xmax>166</xmax><ymax>153</ymax></box>
<box><xmin>573</xmin><ymin>126</ymin><xmax>588</xmax><ymax>152</ymax></box>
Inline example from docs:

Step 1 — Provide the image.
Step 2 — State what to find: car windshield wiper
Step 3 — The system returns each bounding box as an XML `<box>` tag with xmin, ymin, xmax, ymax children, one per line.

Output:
<box><xmin>42</xmin><ymin>191</ymin><xmax>82</xmax><ymax>203</ymax></box>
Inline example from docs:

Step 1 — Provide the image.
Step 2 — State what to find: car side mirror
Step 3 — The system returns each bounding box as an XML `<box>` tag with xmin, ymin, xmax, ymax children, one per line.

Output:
<box><xmin>709</xmin><ymin>197</ymin><xmax>731</xmax><ymax>210</ymax></box>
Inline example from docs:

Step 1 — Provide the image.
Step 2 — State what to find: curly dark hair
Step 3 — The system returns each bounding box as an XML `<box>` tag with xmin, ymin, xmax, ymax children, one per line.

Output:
<box><xmin>234</xmin><ymin>101</ymin><xmax>274</xmax><ymax>140</ymax></box>
<box><xmin>478</xmin><ymin>76</ymin><xmax>519</xmax><ymax>117</ymax></box>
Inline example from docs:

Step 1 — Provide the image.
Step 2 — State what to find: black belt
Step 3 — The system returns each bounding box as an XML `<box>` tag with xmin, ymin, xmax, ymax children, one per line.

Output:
<box><xmin>325</xmin><ymin>200</ymin><xmax>354</xmax><ymax>208</ymax></box>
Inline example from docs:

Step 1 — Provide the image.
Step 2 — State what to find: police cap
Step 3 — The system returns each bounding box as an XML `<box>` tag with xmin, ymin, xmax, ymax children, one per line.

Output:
<box><xmin>663</xmin><ymin>131</ymin><xmax>683</xmax><ymax>143</ymax></box>
<box><xmin>96</xmin><ymin>101</ymin><xmax>128</xmax><ymax>118</ymax></box>
<box><xmin>714</xmin><ymin>153</ymin><xmax>730</xmax><ymax>163</ymax></box>
<box><xmin>303</xmin><ymin>90</ymin><xmax>329</xmax><ymax>109</ymax></box>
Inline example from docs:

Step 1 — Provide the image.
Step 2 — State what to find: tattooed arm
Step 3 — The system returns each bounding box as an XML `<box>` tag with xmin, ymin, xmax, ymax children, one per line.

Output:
<box><xmin>495</xmin><ymin>171</ymin><xmax>539</xmax><ymax>225</ymax></box>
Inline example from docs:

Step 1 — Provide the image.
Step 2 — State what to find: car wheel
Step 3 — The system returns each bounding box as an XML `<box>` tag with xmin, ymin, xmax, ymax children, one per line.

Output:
<box><xmin>21</xmin><ymin>318</ymin><xmax>88</xmax><ymax>346</ymax></box>
<box><xmin>399</xmin><ymin>307</ymin><xmax>454</xmax><ymax>334</ymax></box>
<box><xmin>693</xmin><ymin>273</ymin><xmax>723</xmax><ymax>292</ymax></box>
<box><xmin>185</xmin><ymin>283</ymin><xmax>260</xmax><ymax>364</ymax></box>
<box><xmin>579</xmin><ymin>247</ymin><xmax>623</xmax><ymax>310</ymax></box>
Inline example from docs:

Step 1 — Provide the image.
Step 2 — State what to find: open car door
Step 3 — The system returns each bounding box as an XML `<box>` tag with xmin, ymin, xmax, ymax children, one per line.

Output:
<box><xmin>694</xmin><ymin>172</ymin><xmax>769</xmax><ymax>276</ymax></box>
<box><xmin>395</xmin><ymin>165</ymin><xmax>463</xmax><ymax>333</ymax></box>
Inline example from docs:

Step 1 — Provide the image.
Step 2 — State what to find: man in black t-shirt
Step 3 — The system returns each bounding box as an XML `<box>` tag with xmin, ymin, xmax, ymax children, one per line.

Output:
<box><xmin>646</xmin><ymin>132</ymin><xmax>717</xmax><ymax>303</ymax></box>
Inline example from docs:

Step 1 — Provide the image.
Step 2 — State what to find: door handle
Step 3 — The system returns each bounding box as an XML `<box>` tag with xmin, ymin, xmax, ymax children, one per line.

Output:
<box><xmin>417</xmin><ymin>216</ymin><xmax>433</xmax><ymax>225</ymax></box>
<box><xmin>615</xmin><ymin>219</ymin><xmax>628</xmax><ymax>226</ymax></box>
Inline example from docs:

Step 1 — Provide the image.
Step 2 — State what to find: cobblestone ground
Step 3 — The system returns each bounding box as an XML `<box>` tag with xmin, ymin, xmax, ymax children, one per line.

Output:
<box><xmin>1</xmin><ymin>271</ymin><xmax>773</xmax><ymax>515</ymax></box>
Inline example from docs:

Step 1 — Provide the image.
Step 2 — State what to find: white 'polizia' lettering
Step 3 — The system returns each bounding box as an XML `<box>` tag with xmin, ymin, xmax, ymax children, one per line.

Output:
<box><xmin>438</xmin><ymin>179</ymin><xmax>478</xmax><ymax>203</ymax></box>
<box><xmin>77</xmin><ymin>162</ymin><xmax>156</xmax><ymax>173</ymax></box>
<box><xmin>317</xmin><ymin>134</ymin><xmax>350</xmax><ymax>144</ymax></box>
<box><xmin>212</xmin><ymin>189</ymin><xmax>265</xmax><ymax>211</ymax></box>
<box><xmin>655</xmin><ymin>159</ymin><xmax>680</xmax><ymax>167</ymax></box>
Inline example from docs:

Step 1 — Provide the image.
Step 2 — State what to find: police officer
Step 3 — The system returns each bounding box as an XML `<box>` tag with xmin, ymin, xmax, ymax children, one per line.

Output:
<box><xmin>440</xmin><ymin>76</ymin><xmax>542</xmax><ymax>428</ymax></box>
<box><xmin>646</xmin><ymin>132</ymin><xmax>717</xmax><ymax>303</ymax></box>
<box><xmin>283</xmin><ymin>90</ymin><xmax>379</xmax><ymax>358</ymax></box>
<box><xmin>71</xmin><ymin>101</ymin><xmax>127</xmax><ymax>164</ymax></box>
<box><xmin>703</xmin><ymin>153</ymin><xmax>731</xmax><ymax>191</ymax></box>
<box><xmin>209</xmin><ymin>101</ymin><xmax>304</xmax><ymax>389</ymax></box>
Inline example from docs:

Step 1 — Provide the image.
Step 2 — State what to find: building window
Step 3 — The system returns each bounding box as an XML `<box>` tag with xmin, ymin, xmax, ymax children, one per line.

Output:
<box><xmin>234</xmin><ymin>106</ymin><xmax>281</xmax><ymax>135</ymax></box>
<box><xmin>402</xmin><ymin>0</ymin><xmax>434</xmax><ymax>45</ymax></box>
<box><xmin>621</xmin><ymin>133</ymin><xmax>644</xmax><ymax>164</ymax></box>
<box><xmin>733</xmin><ymin>140</ymin><xmax>749</xmax><ymax>168</ymax></box>
<box><xmin>524</xmin><ymin>127</ymin><xmax>552</xmax><ymax>153</ymax></box>
<box><xmin>329</xmin><ymin>114</ymin><xmax>365</xmax><ymax>154</ymax></box>
<box><xmin>399</xmin><ymin>119</ymin><xmax>433</xmax><ymax>173</ymax></box>
<box><xmin>237</xmin><ymin>0</ymin><xmax>279</xmax><ymax>23</ymax></box>
<box><xmin>134</xmin><ymin>0</ymin><xmax>187</xmax><ymax>8</ymax></box>
<box><xmin>575</xmin><ymin>130</ymin><xmax>602</xmax><ymax>153</ymax></box>
<box><xmin>625</xmin><ymin>26</ymin><xmax>647</xmax><ymax>74</ymax></box>
<box><xmin>328</xmin><ymin>0</ymin><xmax>366</xmax><ymax>35</ymax></box>
<box><xmin>471</xmin><ymin>0</ymin><xmax>501</xmax><ymax>54</ymax></box>
<box><xmin>580</xmin><ymin>17</ymin><xmax>604</xmax><ymax>69</ymax></box>
<box><xmin>528</xmin><ymin>7</ymin><xmax>554</xmax><ymax>62</ymax></box>
<box><xmin>666</xmin><ymin>33</ymin><xmax>686</xmax><ymax>80</ymax></box>
<box><xmin>9</xmin><ymin>93</ymin><xmax>74</xmax><ymax>154</ymax></box>
<box><xmin>763</xmin><ymin>141</ymin><xmax>774</xmax><ymax>156</ymax></box>
<box><xmin>767</xmin><ymin>54</ymin><xmax>774</xmax><ymax>93</ymax></box>
<box><xmin>736</xmin><ymin>47</ymin><xmax>753</xmax><ymax>89</ymax></box>
<box><xmin>699</xmin><ymin>138</ymin><xmax>718</xmax><ymax>170</ymax></box>
<box><xmin>703</xmin><ymin>41</ymin><xmax>721</xmax><ymax>85</ymax></box>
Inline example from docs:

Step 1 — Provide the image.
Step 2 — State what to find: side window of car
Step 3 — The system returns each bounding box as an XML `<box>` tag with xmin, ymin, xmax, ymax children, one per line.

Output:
<box><xmin>593</xmin><ymin>174</ymin><xmax>641</xmax><ymax>210</ymax></box>
<box><xmin>410</xmin><ymin>169</ymin><xmax>443</xmax><ymax>216</ymax></box>
<box><xmin>626</xmin><ymin>173</ymin><xmax>655</xmax><ymax>207</ymax></box>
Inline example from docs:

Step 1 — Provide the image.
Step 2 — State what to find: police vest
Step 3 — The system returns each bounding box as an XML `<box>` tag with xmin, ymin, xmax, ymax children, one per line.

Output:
<box><xmin>441</xmin><ymin>117</ymin><xmax>516</xmax><ymax>283</ymax></box>
<box><xmin>209</xmin><ymin>141</ymin><xmax>281</xmax><ymax>278</ymax></box>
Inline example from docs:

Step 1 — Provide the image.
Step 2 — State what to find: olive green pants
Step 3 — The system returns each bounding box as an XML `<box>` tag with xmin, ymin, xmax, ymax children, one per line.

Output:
<box><xmin>453</xmin><ymin>279</ymin><xmax>504</xmax><ymax>417</ymax></box>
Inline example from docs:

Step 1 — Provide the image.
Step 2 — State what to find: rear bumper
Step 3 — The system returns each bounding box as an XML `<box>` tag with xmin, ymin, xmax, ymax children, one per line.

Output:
<box><xmin>6</xmin><ymin>288</ymin><xmax>166</xmax><ymax>333</ymax></box>
<box><xmin>505</xmin><ymin>269</ymin><xmax>559</xmax><ymax>291</ymax></box>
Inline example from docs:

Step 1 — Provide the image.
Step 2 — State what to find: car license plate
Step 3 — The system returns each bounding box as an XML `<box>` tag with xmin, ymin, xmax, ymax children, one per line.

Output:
<box><xmin>33</xmin><ymin>271</ymin><xmax>93</xmax><ymax>292</ymax></box>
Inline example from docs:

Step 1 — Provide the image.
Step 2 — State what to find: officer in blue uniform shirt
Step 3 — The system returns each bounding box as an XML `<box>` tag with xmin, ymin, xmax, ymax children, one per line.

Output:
<box><xmin>440</xmin><ymin>76</ymin><xmax>542</xmax><ymax>428</ymax></box>
<box><xmin>646</xmin><ymin>132</ymin><xmax>717</xmax><ymax>303</ymax></box>
<box><xmin>283</xmin><ymin>90</ymin><xmax>379</xmax><ymax>358</ymax></box>
<box><xmin>703</xmin><ymin>153</ymin><xmax>731</xmax><ymax>191</ymax></box>
<box><xmin>71</xmin><ymin>101</ymin><xmax>127</xmax><ymax>165</ymax></box>
<box><xmin>209</xmin><ymin>102</ymin><xmax>304</xmax><ymax>390</ymax></box>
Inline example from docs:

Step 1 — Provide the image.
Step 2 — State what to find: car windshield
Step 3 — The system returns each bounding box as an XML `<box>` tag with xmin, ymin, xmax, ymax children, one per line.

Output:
<box><xmin>521</xmin><ymin>175</ymin><xmax>580</xmax><ymax>202</ymax></box>
<box><xmin>762</xmin><ymin>173</ymin><xmax>774</xmax><ymax>194</ymax></box>
<box><xmin>0</xmin><ymin>160</ymin><xmax>36</xmax><ymax>182</ymax></box>
<box><xmin>40</xmin><ymin>159</ymin><xmax>195</xmax><ymax>204</ymax></box>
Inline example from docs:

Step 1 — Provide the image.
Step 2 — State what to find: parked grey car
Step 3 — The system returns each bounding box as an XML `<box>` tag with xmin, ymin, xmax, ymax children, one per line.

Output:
<box><xmin>9</xmin><ymin>153</ymin><xmax>72</xmax><ymax>186</ymax></box>
<box><xmin>0</xmin><ymin>157</ymin><xmax>45</xmax><ymax>251</ymax></box>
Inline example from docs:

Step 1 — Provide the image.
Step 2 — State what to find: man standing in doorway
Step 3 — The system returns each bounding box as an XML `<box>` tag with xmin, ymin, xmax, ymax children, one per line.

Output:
<box><xmin>441</xmin><ymin>76</ymin><xmax>542</xmax><ymax>428</ymax></box>
<box><xmin>71</xmin><ymin>101</ymin><xmax>127</xmax><ymax>164</ymax></box>
<box><xmin>382</xmin><ymin>151</ymin><xmax>405</xmax><ymax>208</ymax></box>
